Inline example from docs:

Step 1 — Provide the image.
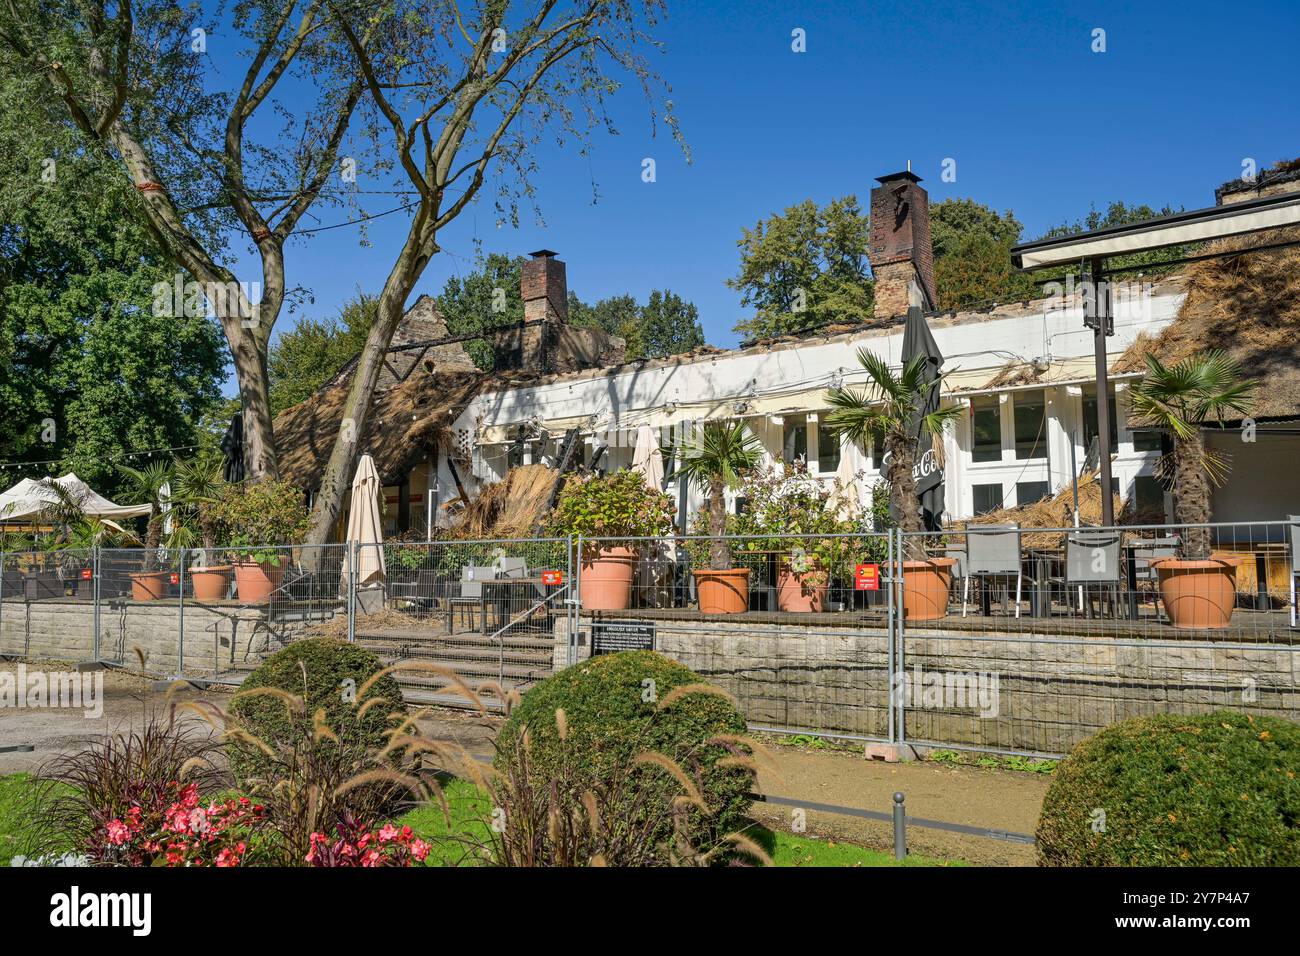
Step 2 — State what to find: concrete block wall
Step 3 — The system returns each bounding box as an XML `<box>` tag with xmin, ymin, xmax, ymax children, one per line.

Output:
<box><xmin>0</xmin><ymin>599</ymin><xmax>333</xmax><ymax>677</ymax></box>
<box><xmin>555</xmin><ymin>616</ymin><xmax>1300</xmax><ymax>755</ymax></box>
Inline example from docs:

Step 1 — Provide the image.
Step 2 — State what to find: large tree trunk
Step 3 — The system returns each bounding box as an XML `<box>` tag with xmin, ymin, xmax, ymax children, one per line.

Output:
<box><xmin>227</xmin><ymin>321</ymin><xmax>279</xmax><ymax>481</ymax></box>
<box><xmin>707</xmin><ymin>477</ymin><xmax>731</xmax><ymax>570</ymax></box>
<box><xmin>1173</xmin><ymin>432</ymin><xmax>1212</xmax><ymax>559</ymax></box>
<box><xmin>302</xmin><ymin>249</ymin><xmax>426</xmax><ymax>554</ymax></box>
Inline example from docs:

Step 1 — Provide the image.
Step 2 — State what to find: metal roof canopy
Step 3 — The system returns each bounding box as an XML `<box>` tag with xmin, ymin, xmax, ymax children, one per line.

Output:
<box><xmin>1010</xmin><ymin>191</ymin><xmax>1300</xmax><ymax>271</ymax></box>
<box><xmin>1008</xmin><ymin>188</ymin><xmax>1300</xmax><ymax>528</ymax></box>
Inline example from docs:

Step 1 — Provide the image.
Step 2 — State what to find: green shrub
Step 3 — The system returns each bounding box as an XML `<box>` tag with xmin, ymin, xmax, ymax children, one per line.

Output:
<box><xmin>545</xmin><ymin>469</ymin><xmax>675</xmax><ymax>541</ymax></box>
<box><xmin>1036</xmin><ymin>711</ymin><xmax>1300</xmax><ymax>866</ymax></box>
<box><xmin>495</xmin><ymin>650</ymin><xmax>755</xmax><ymax>863</ymax></box>
<box><xmin>228</xmin><ymin>639</ymin><xmax>404</xmax><ymax>786</ymax></box>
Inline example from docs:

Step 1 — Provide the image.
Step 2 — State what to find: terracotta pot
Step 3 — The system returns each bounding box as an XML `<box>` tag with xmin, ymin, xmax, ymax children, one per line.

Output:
<box><xmin>580</xmin><ymin>546</ymin><xmax>638</xmax><ymax>610</ymax></box>
<box><xmin>693</xmin><ymin>568</ymin><xmax>750</xmax><ymax>614</ymax></box>
<box><xmin>233</xmin><ymin>560</ymin><xmax>284</xmax><ymax>604</ymax></box>
<box><xmin>776</xmin><ymin>563</ymin><xmax>827</xmax><ymax>612</ymax></box>
<box><xmin>190</xmin><ymin>565</ymin><xmax>231</xmax><ymax>602</ymax></box>
<box><xmin>900</xmin><ymin>557</ymin><xmax>957</xmax><ymax>621</ymax></box>
<box><xmin>1153</xmin><ymin>555</ymin><xmax>1242</xmax><ymax>629</ymax></box>
<box><xmin>129</xmin><ymin>571</ymin><xmax>168</xmax><ymax>602</ymax></box>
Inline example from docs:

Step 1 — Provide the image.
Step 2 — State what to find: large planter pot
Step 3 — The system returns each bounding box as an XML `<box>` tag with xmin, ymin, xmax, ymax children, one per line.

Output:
<box><xmin>233</xmin><ymin>560</ymin><xmax>284</xmax><ymax>604</ymax></box>
<box><xmin>129</xmin><ymin>571</ymin><xmax>168</xmax><ymax>602</ymax></box>
<box><xmin>693</xmin><ymin>568</ymin><xmax>750</xmax><ymax>615</ymax></box>
<box><xmin>580</xmin><ymin>546</ymin><xmax>637</xmax><ymax>610</ymax></box>
<box><xmin>1153</xmin><ymin>556</ymin><xmax>1242</xmax><ymax>630</ymax></box>
<box><xmin>901</xmin><ymin>557</ymin><xmax>957</xmax><ymax>621</ymax></box>
<box><xmin>190</xmin><ymin>565</ymin><xmax>232</xmax><ymax>602</ymax></box>
<box><xmin>776</xmin><ymin>563</ymin><xmax>827</xmax><ymax>612</ymax></box>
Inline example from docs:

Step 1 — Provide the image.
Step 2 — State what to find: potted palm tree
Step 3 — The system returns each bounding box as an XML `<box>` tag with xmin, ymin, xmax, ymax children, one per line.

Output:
<box><xmin>117</xmin><ymin>461</ymin><xmax>175</xmax><ymax>601</ymax></box>
<box><xmin>172</xmin><ymin>454</ymin><xmax>230</xmax><ymax>601</ymax></box>
<box><xmin>826</xmin><ymin>349</ymin><xmax>962</xmax><ymax>620</ymax></box>
<box><xmin>677</xmin><ymin>420</ymin><xmax>763</xmax><ymax>614</ymax></box>
<box><xmin>1127</xmin><ymin>350</ymin><xmax>1255</xmax><ymax>629</ymax></box>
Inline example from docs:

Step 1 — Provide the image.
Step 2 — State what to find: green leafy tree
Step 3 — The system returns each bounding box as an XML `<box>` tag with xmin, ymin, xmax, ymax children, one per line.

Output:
<box><xmin>0</xmin><ymin>68</ymin><xmax>224</xmax><ymax>494</ymax></box>
<box><xmin>435</xmin><ymin>253</ymin><xmax>525</xmax><ymax>370</ymax></box>
<box><xmin>929</xmin><ymin>198</ymin><xmax>1036</xmax><ymax>310</ymax></box>
<box><xmin>728</xmin><ymin>196</ymin><xmax>873</xmax><ymax>342</ymax></box>
<box><xmin>268</xmin><ymin>292</ymin><xmax>376</xmax><ymax>415</ymax></box>
<box><xmin>640</xmin><ymin>289</ymin><xmax>704</xmax><ymax>358</ymax></box>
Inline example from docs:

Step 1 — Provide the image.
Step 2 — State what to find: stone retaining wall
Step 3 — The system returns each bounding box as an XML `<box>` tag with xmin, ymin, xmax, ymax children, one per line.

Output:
<box><xmin>555</xmin><ymin>615</ymin><xmax>1300</xmax><ymax>755</ymax></box>
<box><xmin>0</xmin><ymin>598</ymin><xmax>333</xmax><ymax>677</ymax></box>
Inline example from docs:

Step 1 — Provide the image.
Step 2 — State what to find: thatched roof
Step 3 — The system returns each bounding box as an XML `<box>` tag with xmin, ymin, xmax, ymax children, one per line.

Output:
<box><xmin>274</xmin><ymin>368</ymin><xmax>487</xmax><ymax>490</ymax></box>
<box><xmin>447</xmin><ymin>464</ymin><xmax>561</xmax><ymax>539</ymax></box>
<box><xmin>1115</xmin><ymin>226</ymin><xmax>1300</xmax><ymax>421</ymax></box>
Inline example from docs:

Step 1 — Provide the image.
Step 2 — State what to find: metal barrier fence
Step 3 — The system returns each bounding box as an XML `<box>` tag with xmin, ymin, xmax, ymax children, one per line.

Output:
<box><xmin>578</xmin><ymin>519</ymin><xmax>1300</xmax><ymax>757</ymax></box>
<box><xmin>2</xmin><ymin>519</ymin><xmax>1297</xmax><ymax>756</ymax></box>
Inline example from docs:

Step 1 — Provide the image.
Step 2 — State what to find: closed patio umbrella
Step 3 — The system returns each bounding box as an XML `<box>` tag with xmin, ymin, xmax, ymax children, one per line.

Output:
<box><xmin>344</xmin><ymin>454</ymin><xmax>386</xmax><ymax>609</ymax></box>
<box><xmin>834</xmin><ymin>435</ymin><xmax>871</xmax><ymax>521</ymax></box>
<box><xmin>900</xmin><ymin>305</ymin><xmax>946</xmax><ymax>531</ymax></box>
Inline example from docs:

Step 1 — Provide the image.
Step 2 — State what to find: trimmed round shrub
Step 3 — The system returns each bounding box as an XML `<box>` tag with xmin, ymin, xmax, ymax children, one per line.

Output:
<box><xmin>1036</xmin><ymin>711</ymin><xmax>1300</xmax><ymax>866</ymax></box>
<box><xmin>228</xmin><ymin>639</ymin><xmax>404</xmax><ymax>785</ymax></box>
<box><xmin>496</xmin><ymin>650</ymin><xmax>753</xmax><ymax>862</ymax></box>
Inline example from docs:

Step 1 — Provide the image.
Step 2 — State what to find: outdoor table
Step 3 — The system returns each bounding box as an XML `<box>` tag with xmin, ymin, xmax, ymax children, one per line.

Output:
<box><xmin>1025</xmin><ymin>549</ymin><xmax>1060</xmax><ymax>618</ymax></box>
<box><xmin>478</xmin><ymin>577</ymin><xmax>552</xmax><ymax>635</ymax></box>
<box><xmin>1247</xmin><ymin>543</ymin><xmax>1287</xmax><ymax>611</ymax></box>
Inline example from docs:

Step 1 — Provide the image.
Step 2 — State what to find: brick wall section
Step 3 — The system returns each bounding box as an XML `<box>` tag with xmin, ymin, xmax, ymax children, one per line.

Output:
<box><xmin>868</xmin><ymin>171</ymin><xmax>937</xmax><ymax>314</ymax></box>
<box><xmin>554</xmin><ymin>616</ymin><xmax>1300</xmax><ymax>755</ymax></box>
<box><xmin>0</xmin><ymin>599</ymin><xmax>333</xmax><ymax>677</ymax></box>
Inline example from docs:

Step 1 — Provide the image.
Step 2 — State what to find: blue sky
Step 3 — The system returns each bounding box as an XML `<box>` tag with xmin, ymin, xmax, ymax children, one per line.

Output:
<box><xmin>226</xmin><ymin>0</ymin><xmax>1299</xmax><ymax>392</ymax></box>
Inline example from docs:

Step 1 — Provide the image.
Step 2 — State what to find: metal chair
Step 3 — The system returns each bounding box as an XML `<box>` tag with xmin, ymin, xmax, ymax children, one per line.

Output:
<box><xmin>1063</xmin><ymin>528</ymin><xmax>1121</xmax><ymax>617</ymax></box>
<box><xmin>447</xmin><ymin>566</ymin><xmax>494</xmax><ymax>633</ymax></box>
<box><xmin>1128</xmin><ymin>536</ymin><xmax>1179</xmax><ymax>621</ymax></box>
<box><xmin>1289</xmin><ymin>515</ymin><xmax>1300</xmax><ymax>628</ymax></box>
<box><xmin>963</xmin><ymin>524</ymin><xmax>1023</xmax><ymax>618</ymax></box>
<box><xmin>945</xmin><ymin>546</ymin><xmax>967</xmax><ymax>613</ymax></box>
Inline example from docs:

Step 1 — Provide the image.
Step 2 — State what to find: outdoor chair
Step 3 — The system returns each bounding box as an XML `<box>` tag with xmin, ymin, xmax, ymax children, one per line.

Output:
<box><xmin>962</xmin><ymin>524</ymin><xmax>1023</xmax><ymax>618</ymax></box>
<box><xmin>1289</xmin><ymin>515</ymin><xmax>1300</xmax><ymax>628</ymax></box>
<box><xmin>388</xmin><ymin>568</ymin><xmax>438</xmax><ymax>613</ymax></box>
<box><xmin>1059</xmin><ymin>528</ymin><xmax>1122</xmax><ymax>617</ymax></box>
<box><xmin>497</xmin><ymin>556</ymin><xmax>528</xmax><ymax>578</ymax></box>
<box><xmin>447</xmin><ymin>566</ymin><xmax>495</xmax><ymax>633</ymax></box>
<box><xmin>1128</xmin><ymin>536</ymin><xmax>1179</xmax><ymax>622</ymax></box>
<box><xmin>944</xmin><ymin>546</ymin><xmax>967</xmax><ymax>610</ymax></box>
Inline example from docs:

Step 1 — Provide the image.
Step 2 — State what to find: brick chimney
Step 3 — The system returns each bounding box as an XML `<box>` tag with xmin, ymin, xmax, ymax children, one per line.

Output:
<box><xmin>492</xmin><ymin>249</ymin><xmax>626</xmax><ymax>373</ymax></box>
<box><xmin>521</xmin><ymin>249</ymin><xmax>568</xmax><ymax>324</ymax></box>
<box><xmin>869</xmin><ymin>170</ymin><xmax>937</xmax><ymax>317</ymax></box>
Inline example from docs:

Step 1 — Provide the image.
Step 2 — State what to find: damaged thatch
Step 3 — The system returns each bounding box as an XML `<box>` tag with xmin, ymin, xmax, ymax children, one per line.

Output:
<box><xmin>447</xmin><ymin>463</ymin><xmax>561</xmax><ymax>539</ymax></box>
<box><xmin>274</xmin><ymin>368</ymin><xmax>487</xmax><ymax>490</ymax></box>
<box><xmin>1115</xmin><ymin>225</ymin><xmax>1300</xmax><ymax>421</ymax></box>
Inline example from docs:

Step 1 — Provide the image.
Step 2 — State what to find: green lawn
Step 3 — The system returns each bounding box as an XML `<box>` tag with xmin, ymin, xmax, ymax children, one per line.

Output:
<box><xmin>1</xmin><ymin>772</ymin><xmax>959</xmax><ymax>867</ymax></box>
<box><xmin>396</xmin><ymin>777</ymin><xmax>959</xmax><ymax>867</ymax></box>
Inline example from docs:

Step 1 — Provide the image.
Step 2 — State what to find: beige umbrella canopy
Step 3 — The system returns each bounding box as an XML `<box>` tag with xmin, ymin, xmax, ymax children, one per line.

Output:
<box><xmin>631</xmin><ymin>425</ymin><xmax>673</xmax><ymax>607</ymax></box>
<box><xmin>834</xmin><ymin>435</ymin><xmax>871</xmax><ymax>522</ymax></box>
<box><xmin>345</xmin><ymin>454</ymin><xmax>386</xmax><ymax>587</ymax></box>
<box><xmin>631</xmin><ymin>425</ymin><xmax>665</xmax><ymax>491</ymax></box>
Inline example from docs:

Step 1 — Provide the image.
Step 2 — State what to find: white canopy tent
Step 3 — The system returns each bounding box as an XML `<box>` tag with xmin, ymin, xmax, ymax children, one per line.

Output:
<box><xmin>0</xmin><ymin>473</ymin><xmax>151</xmax><ymax>523</ymax></box>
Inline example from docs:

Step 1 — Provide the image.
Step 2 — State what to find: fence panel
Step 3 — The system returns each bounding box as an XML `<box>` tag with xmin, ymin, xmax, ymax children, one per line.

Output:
<box><xmin>895</xmin><ymin>520</ymin><xmax>1300</xmax><ymax>756</ymax></box>
<box><xmin>0</xmin><ymin>548</ymin><xmax>97</xmax><ymax>663</ymax></box>
<box><xmin>354</xmin><ymin>537</ymin><xmax>572</xmax><ymax>708</ymax></box>
<box><xmin>580</xmin><ymin>532</ymin><xmax>896</xmax><ymax>743</ymax></box>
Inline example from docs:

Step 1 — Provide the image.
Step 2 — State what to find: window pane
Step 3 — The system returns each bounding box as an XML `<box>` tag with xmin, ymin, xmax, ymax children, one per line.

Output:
<box><xmin>1133</xmin><ymin>475</ymin><xmax>1165</xmax><ymax>515</ymax></box>
<box><xmin>1082</xmin><ymin>388</ymin><xmax>1118</xmax><ymax>451</ymax></box>
<box><xmin>972</xmin><ymin>397</ymin><xmax>1002</xmax><ymax>463</ymax></box>
<box><xmin>816</xmin><ymin>424</ymin><xmax>841</xmax><ymax>472</ymax></box>
<box><xmin>1132</xmin><ymin>429</ymin><xmax>1162</xmax><ymax>452</ymax></box>
<box><xmin>1013</xmin><ymin>394</ymin><xmax>1046</xmax><ymax>459</ymax></box>
<box><xmin>1016</xmin><ymin>480</ymin><xmax>1050</xmax><ymax>506</ymax></box>
<box><xmin>783</xmin><ymin>421</ymin><xmax>807</xmax><ymax>462</ymax></box>
<box><xmin>973</xmin><ymin>483</ymin><xmax>1003</xmax><ymax>515</ymax></box>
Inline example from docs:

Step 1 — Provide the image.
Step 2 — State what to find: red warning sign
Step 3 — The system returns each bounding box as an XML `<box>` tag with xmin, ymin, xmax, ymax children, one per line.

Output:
<box><xmin>541</xmin><ymin>570</ymin><xmax>564</xmax><ymax>586</ymax></box>
<box><xmin>854</xmin><ymin>564</ymin><xmax>880</xmax><ymax>591</ymax></box>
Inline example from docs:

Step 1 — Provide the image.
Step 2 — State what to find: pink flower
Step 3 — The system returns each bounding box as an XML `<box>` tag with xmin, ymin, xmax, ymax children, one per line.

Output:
<box><xmin>410</xmin><ymin>840</ymin><xmax>430</xmax><ymax>862</ymax></box>
<box><xmin>105</xmin><ymin>819</ymin><xmax>131</xmax><ymax>846</ymax></box>
<box><xmin>376</xmin><ymin>824</ymin><xmax>398</xmax><ymax>844</ymax></box>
